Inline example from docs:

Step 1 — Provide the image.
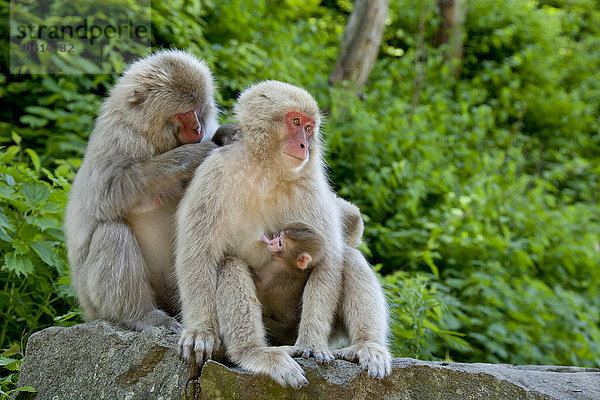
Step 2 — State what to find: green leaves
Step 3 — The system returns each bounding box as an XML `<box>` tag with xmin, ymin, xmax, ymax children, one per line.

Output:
<box><xmin>325</xmin><ymin>0</ymin><xmax>600</xmax><ymax>367</ymax></box>
<box><xmin>0</xmin><ymin>144</ymin><xmax>75</xmax><ymax>386</ymax></box>
<box><xmin>21</xmin><ymin>183</ymin><xmax>51</xmax><ymax>208</ymax></box>
<box><xmin>0</xmin><ymin>344</ymin><xmax>38</xmax><ymax>398</ymax></box>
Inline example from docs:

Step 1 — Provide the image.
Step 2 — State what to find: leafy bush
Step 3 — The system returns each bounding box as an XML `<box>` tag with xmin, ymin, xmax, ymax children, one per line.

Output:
<box><xmin>383</xmin><ymin>271</ymin><xmax>470</xmax><ymax>360</ymax></box>
<box><xmin>0</xmin><ymin>134</ymin><xmax>76</xmax><ymax>344</ymax></box>
<box><xmin>0</xmin><ymin>344</ymin><xmax>36</xmax><ymax>398</ymax></box>
<box><xmin>324</xmin><ymin>0</ymin><xmax>600</xmax><ymax>365</ymax></box>
<box><xmin>0</xmin><ymin>135</ymin><xmax>79</xmax><ymax>396</ymax></box>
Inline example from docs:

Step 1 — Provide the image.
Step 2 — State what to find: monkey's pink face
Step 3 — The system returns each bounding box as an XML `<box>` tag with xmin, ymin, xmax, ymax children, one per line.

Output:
<box><xmin>283</xmin><ymin>111</ymin><xmax>314</xmax><ymax>169</ymax></box>
<box><xmin>261</xmin><ymin>232</ymin><xmax>284</xmax><ymax>256</ymax></box>
<box><xmin>174</xmin><ymin>106</ymin><xmax>204</xmax><ymax>143</ymax></box>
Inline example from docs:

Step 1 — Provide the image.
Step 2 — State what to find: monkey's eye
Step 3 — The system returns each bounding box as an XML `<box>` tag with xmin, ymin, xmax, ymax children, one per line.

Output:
<box><xmin>304</xmin><ymin>125</ymin><xmax>312</xmax><ymax>133</ymax></box>
<box><xmin>293</xmin><ymin>117</ymin><xmax>300</xmax><ymax>125</ymax></box>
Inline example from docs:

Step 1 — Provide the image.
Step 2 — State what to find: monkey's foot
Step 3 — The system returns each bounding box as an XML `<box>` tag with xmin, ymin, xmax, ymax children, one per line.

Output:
<box><xmin>333</xmin><ymin>342</ymin><xmax>392</xmax><ymax>379</ymax></box>
<box><xmin>129</xmin><ymin>310</ymin><xmax>182</xmax><ymax>333</ymax></box>
<box><xmin>237</xmin><ymin>347</ymin><xmax>308</xmax><ymax>389</ymax></box>
<box><xmin>283</xmin><ymin>344</ymin><xmax>334</xmax><ymax>364</ymax></box>
<box><xmin>178</xmin><ymin>328</ymin><xmax>221</xmax><ymax>366</ymax></box>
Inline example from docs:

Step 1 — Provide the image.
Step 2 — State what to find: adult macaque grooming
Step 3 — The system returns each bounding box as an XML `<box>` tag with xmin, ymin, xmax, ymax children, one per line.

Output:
<box><xmin>255</xmin><ymin>222</ymin><xmax>324</xmax><ymax>346</ymax></box>
<box><xmin>176</xmin><ymin>80</ymin><xmax>391</xmax><ymax>386</ymax></box>
<box><xmin>64</xmin><ymin>50</ymin><xmax>221</xmax><ymax>332</ymax></box>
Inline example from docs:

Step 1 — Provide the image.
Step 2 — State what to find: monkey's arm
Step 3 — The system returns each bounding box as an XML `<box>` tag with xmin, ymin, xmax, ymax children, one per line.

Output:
<box><xmin>291</xmin><ymin>254</ymin><xmax>343</xmax><ymax>363</ymax></box>
<box><xmin>175</xmin><ymin>158</ymin><xmax>228</xmax><ymax>365</ymax></box>
<box><xmin>102</xmin><ymin>141</ymin><xmax>217</xmax><ymax>216</ymax></box>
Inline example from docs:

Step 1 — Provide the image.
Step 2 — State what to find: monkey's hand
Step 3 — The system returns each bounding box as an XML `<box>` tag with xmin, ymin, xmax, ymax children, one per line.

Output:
<box><xmin>332</xmin><ymin>342</ymin><xmax>392</xmax><ymax>379</ymax></box>
<box><xmin>237</xmin><ymin>347</ymin><xmax>308</xmax><ymax>389</ymax></box>
<box><xmin>178</xmin><ymin>328</ymin><xmax>221</xmax><ymax>366</ymax></box>
<box><xmin>282</xmin><ymin>343</ymin><xmax>334</xmax><ymax>364</ymax></box>
<box><xmin>212</xmin><ymin>123</ymin><xmax>241</xmax><ymax>146</ymax></box>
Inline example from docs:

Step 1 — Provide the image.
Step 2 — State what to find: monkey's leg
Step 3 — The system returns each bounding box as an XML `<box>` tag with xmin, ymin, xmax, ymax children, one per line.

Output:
<box><xmin>216</xmin><ymin>257</ymin><xmax>308</xmax><ymax>388</ymax></box>
<box><xmin>83</xmin><ymin>221</ymin><xmax>180</xmax><ymax>332</ymax></box>
<box><xmin>333</xmin><ymin>247</ymin><xmax>392</xmax><ymax>379</ymax></box>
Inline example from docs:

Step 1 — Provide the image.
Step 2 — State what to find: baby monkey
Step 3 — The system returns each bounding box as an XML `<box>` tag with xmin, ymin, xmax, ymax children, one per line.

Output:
<box><xmin>254</xmin><ymin>222</ymin><xmax>324</xmax><ymax>346</ymax></box>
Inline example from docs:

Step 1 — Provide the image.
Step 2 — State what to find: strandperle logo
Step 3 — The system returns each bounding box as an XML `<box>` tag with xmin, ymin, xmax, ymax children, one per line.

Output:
<box><xmin>14</xmin><ymin>19</ymin><xmax>149</xmax><ymax>45</ymax></box>
<box><xmin>9</xmin><ymin>0</ymin><xmax>151</xmax><ymax>74</ymax></box>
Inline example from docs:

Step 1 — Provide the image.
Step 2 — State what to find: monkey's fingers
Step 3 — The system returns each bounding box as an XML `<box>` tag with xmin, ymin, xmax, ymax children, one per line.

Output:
<box><xmin>362</xmin><ymin>347</ymin><xmax>392</xmax><ymax>379</ymax></box>
<box><xmin>332</xmin><ymin>346</ymin><xmax>358</xmax><ymax>362</ymax></box>
<box><xmin>237</xmin><ymin>347</ymin><xmax>308</xmax><ymax>389</ymax></box>
<box><xmin>312</xmin><ymin>350</ymin><xmax>335</xmax><ymax>364</ymax></box>
<box><xmin>178</xmin><ymin>334</ymin><xmax>195</xmax><ymax>363</ymax></box>
<box><xmin>212</xmin><ymin>123</ymin><xmax>241</xmax><ymax>146</ymax></box>
<box><xmin>270</xmin><ymin>361</ymin><xmax>308</xmax><ymax>389</ymax></box>
<box><xmin>296</xmin><ymin>347</ymin><xmax>334</xmax><ymax>364</ymax></box>
<box><xmin>335</xmin><ymin>343</ymin><xmax>392</xmax><ymax>379</ymax></box>
<box><xmin>178</xmin><ymin>329</ymin><xmax>221</xmax><ymax>366</ymax></box>
<box><xmin>193</xmin><ymin>333</ymin><xmax>221</xmax><ymax>366</ymax></box>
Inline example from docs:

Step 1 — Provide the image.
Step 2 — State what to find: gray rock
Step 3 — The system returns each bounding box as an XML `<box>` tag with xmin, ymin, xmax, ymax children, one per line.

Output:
<box><xmin>16</xmin><ymin>321</ymin><xmax>600</xmax><ymax>400</ymax></box>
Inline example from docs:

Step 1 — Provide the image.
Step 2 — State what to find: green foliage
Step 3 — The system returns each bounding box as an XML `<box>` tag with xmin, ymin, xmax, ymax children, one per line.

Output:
<box><xmin>0</xmin><ymin>344</ymin><xmax>36</xmax><ymax>399</ymax></box>
<box><xmin>325</xmin><ymin>0</ymin><xmax>600</xmax><ymax>365</ymax></box>
<box><xmin>0</xmin><ymin>0</ymin><xmax>599</xmax><ymax>387</ymax></box>
<box><xmin>0</xmin><ymin>135</ymin><xmax>79</xmax><ymax>393</ymax></box>
<box><xmin>383</xmin><ymin>271</ymin><xmax>470</xmax><ymax>359</ymax></box>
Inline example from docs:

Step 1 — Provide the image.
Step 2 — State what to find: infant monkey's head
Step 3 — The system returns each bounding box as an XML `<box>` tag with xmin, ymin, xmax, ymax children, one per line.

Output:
<box><xmin>261</xmin><ymin>222</ymin><xmax>324</xmax><ymax>270</ymax></box>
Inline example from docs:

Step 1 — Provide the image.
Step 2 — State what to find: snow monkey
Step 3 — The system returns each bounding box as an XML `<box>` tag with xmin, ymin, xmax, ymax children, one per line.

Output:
<box><xmin>176</xmin><ymin>80</ymin><xmax>391</xmax><ymax>387</ymax></box>
<box><xmin>255</xmin><ymin>222</ymin><xmax>325</xmax><ymax>346</ymax></box>
<box><xmin>63</xmin><ymin>50</ymin><xmax>227</xmax><ymax>333</ymax></box>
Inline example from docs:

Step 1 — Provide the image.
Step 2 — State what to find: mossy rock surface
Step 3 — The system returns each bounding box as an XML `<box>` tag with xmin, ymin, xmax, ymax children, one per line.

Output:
<box><xmin>16</xmin><ymin>321</ymin><xmax>600</xmax><ymax>400</ymax></box>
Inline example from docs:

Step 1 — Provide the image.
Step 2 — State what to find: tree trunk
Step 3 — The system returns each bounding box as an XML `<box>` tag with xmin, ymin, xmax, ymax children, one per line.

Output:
<box><xmin>328</xmin><ymin>0</ymin><xmax>390</xmax><ymax>89</ymax></box>
<box><xmin>408</xmin><ymin>0</ymin><xmax>429</xmax><ymax>125</ymax></box>
<box><xmin>435</xmin><ymin>0</ymin><xmax>466</xmax><ymax>77</ymax></box>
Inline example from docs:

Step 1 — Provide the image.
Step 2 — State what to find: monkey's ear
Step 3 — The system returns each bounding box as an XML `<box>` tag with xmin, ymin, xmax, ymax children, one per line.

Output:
<box><xmin>129</xmin><ymin>88</ymin><xmax>149</xmax><ymax>106</ymax></box>
<box><xmin>296</xmin><ymin>253</ymin><xmax>312</xmax><ymax>270</ymax></box>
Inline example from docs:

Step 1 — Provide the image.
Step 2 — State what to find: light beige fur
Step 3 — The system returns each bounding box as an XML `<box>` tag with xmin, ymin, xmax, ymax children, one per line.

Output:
<box><xmin>176</xmin><ymin>80</ymin><xmax>391</xmax><ymax>387</ymax></box>
<box><xmin>176</xmin><ymin>81</ymin><xmax>343</xmax><ymax>387</ymax></box>
<box><xmin>64</xmin><ymin>50</ymin><xmax>220</xmax><ymax>332</ymax></box>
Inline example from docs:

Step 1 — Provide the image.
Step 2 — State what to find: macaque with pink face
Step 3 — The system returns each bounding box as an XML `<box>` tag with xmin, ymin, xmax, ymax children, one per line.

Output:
<box><xmin>176</xmin><ymin>80</ymin><xmax>391</xmax><ymax>388</ymax></box>
<box><xmin>63</xmin><ymin>50</ymin><xmax>226</xmax><ymax>332</ymax></box>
